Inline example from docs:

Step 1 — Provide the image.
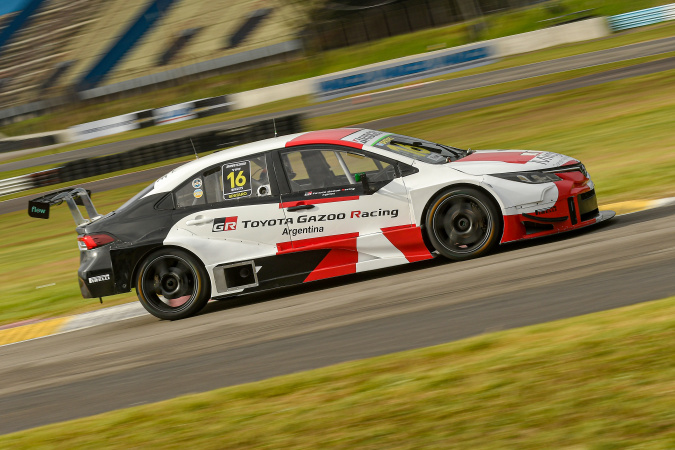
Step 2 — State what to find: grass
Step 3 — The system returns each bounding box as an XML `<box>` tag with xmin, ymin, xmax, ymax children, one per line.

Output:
<box><xmin>2</xmin><ymin>1</ymin><xmax>674</xmax><ymax>138</ymax></box>
<box><xmin>1</xmin><ymin>295</ymin><xmax>673</xmax><ymax>446</ymax></box>
<box><xmin>2</xmin><ymin>56</ymin><xmax>675</xmax><ymax>325</ymax></box>
<box><xmin>0</xmin><ymin>183</ymin><xmax>146</xmax><ymax>324</ymax></box>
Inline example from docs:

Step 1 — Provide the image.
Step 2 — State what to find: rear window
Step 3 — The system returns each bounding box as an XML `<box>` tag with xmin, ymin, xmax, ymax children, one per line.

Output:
<box><xmin>116</xmin><ymin>183</ymin><xmax>154</xmax><ymax>211</ymax></box>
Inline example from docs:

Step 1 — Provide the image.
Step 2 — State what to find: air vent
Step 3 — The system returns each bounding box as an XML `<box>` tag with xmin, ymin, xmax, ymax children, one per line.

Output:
<box><xmin>213</xmin><ymin>261</ymin><xmax>258</xmax><ymax>293</ymax></box>
<box><xmin>523</xmin><ymin>221</ymin><xmax>554</xmax><ymax>235</ymax></box>
<box><xmin>568</xmin><ymin>197</ymin><xmax>577</xmax><ymax>225</ymax></box>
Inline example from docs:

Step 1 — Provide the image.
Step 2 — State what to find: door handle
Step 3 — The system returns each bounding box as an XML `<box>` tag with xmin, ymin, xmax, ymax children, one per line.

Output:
<box><xmin>186</xmin><ymin>216</ymin><xmax>212</xmax><ymax>226</ymax></box>
<box><xmin>286</xmin><ymin>204</ymin><xmax>315</xmax><ymax>212</ymax></box>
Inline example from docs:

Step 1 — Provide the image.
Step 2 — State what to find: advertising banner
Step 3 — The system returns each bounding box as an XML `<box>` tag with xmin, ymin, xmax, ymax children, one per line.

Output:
<box><xmin>69</xmin><ymin>112</ymin><xmax>144</xmax><ymax>142</ymax></box>
<box><xmin>316</xmin><ymin>43</ymin><xmax>495</xmax><ymax>101</ymax></box>
<box><xmin>153</xmin><ymin>101</ymin><xmax>197</xmax><ymax>125</ymax></box>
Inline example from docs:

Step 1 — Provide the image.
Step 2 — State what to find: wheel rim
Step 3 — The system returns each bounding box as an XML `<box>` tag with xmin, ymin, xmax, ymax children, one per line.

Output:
<box><xmin>432</xmin><ymin>194</ymin><xmax>493</xmax><ymax>254</ymax></box>
<box><xmin>140</xmin><ymin>255</ymin><xmax>198</xmax><ymax>312</ymax></box>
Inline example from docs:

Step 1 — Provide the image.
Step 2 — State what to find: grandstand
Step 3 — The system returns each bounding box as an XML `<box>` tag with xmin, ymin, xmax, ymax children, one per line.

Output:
<box><xmin>0</xmin><ymin>0</ymin><xmax>309</xmax><ymax>116</ymax></box>
<box><xmin>0</xmin><ymin>0</ymin><xmax>107</xmax><ymax>108</ymax></box>
<box><xmin>101</xmin><ymin>0</ymin><xmax>308</xmax><ymax>87</ymax></box>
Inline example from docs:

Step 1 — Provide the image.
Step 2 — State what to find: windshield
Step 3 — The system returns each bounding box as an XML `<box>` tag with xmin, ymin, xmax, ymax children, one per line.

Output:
<box><xmin>116</xmin><ymin>183</ymin><xmax>154</xmax><ymax>212</ymax></box>
<box><xmin>371</xmin><ymin>133</ymin><xmax>467</xmax><ymax>164</ymax></box>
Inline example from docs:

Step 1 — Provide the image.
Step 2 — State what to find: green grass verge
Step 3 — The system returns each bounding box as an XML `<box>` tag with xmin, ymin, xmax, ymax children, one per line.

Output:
<box><xmin>1</xmin><ymin>2</ymin><xmax>674</xmax><ymax>138</ymax></box>
<box><xmin>0</xmin><ymin>183</ymin><xmax>146</xmax><ymax>324</ymax></box>
<box><xmin>1</xmin><ymin>295</ymin><xmax>673</xmax><ymax>447</ymax></box>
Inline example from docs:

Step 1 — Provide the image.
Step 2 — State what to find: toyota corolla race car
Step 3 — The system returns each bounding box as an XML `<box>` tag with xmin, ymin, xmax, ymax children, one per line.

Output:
<box><xmin>29</xmin><ymin>128</ymin><xmax>614</xmax><ymax>320</ymax></box>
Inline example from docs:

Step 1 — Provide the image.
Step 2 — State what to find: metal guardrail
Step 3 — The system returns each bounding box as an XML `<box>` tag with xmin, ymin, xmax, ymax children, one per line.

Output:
<box><xmin>608</xmin><ymin>3</ymin><xmax>675</xmax><ymax>31</ymax></box>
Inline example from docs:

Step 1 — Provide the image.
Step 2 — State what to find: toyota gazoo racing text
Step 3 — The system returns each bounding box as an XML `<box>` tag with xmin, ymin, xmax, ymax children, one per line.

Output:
<box><xmin>29</xmin><ymin>129</ymin><xmax>614</xmax><ymax>320</ymax></box>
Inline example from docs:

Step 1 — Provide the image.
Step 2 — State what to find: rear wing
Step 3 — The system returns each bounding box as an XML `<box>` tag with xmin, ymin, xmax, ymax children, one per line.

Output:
<box><xmin>28</xmin><ymin>188</ymin><xmax>101</xmax><ymax>225</ymax></box>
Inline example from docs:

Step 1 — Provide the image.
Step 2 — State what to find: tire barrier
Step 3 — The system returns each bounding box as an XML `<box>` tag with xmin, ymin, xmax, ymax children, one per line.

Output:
<box><xmin>0</xmin><ymin>134</ymin><xmax>58</xmax><ymax>153</ymax></box>
<box><xmin>0</xmin><ymin>114</ymin><xmax>303</xmax><ymax>196</ymax></box>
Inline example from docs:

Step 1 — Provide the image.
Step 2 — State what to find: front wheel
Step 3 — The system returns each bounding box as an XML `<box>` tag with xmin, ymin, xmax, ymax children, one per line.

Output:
<box><xmin>425</xmin><ymin>187</ymin><xmax>502</xmax><ymax>261</ymax></box>
<box><xmin>136</xmin><ymin>248</ymin><xmax>210</xmax><ymax>320</ymax></box>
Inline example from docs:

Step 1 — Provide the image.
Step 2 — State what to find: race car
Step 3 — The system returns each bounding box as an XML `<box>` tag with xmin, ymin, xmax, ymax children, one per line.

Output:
<box><xmin>29</xmin><ymin>128</ymin><xmax>614</xmax><ymax>320</ymax></box>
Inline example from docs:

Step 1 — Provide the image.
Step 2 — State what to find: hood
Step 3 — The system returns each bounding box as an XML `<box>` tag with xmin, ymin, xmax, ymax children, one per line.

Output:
<box><xmin>450</xmin><ymin>150</ymin><xmax>578</xmax><ymax>175</ymax></box>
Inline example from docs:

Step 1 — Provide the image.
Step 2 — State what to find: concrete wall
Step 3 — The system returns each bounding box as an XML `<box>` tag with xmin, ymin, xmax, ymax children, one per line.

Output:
<box><xmin>231</xmin><ymin>17</ymin><xmax>611</xmax><ymax>110</ymax></box>
<box><xmin>228</xmin><ymin>78</ymin><xmax>315</xmax><ymax>109</ymax></box>
<box><xmin>494</xmin><ymin>17</ymin><xmax>610</xmax><ymax>57</ymax></box>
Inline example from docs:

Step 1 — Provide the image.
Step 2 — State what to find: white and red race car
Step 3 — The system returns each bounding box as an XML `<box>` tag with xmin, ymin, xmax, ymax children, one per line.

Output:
<box><xmin>29</xmin><ymin>128</ymin><xmax>614</xmax><ymax>320</ymax></box>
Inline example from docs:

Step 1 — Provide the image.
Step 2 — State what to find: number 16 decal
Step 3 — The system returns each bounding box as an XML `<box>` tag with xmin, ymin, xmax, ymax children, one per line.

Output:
<box><xmin>222</xmin><ymin>160</ymin><xmax>252</xmax><ymax>200</ymax></box>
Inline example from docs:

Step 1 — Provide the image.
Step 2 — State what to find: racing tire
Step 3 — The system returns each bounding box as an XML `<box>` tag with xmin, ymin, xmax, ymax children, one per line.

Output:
<box><xmin>135</xmin><ymin>248</ymin><xmax>210</xmax><ymax>320</ymax></box>
<box><xmin>425</xmin><ymin>187</ymin><xmax>502</xmax><ymax>261</ymax></box>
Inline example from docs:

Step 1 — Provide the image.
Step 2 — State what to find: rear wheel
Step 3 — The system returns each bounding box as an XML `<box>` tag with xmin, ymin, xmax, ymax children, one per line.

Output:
<box><xmin>425</xmin><ymin>187</ymin><xmax>502</xmax><ymax>260</ymax></box>
<box><xmin>136</xmin><ymin>249</ymin><xmax>210</xmax><ymax>320</ymax></box>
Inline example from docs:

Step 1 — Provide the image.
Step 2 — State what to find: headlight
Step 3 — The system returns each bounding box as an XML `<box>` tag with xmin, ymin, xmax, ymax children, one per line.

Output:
<box><xmin>490</xmin><ymin>172</ymin><xmax>562</xmax><ymax>184</ymax></box>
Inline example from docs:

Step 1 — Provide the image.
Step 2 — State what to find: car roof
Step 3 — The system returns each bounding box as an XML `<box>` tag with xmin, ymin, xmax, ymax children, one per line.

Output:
<box><xmin>150</xmin><ymin>128</ymin><xmax>405</xmax><ymax>194</ymax></box>
<box><xmin>152</xmin><ymin>133</ymin><xmax>300</xmax><ymax>193</ymax></box>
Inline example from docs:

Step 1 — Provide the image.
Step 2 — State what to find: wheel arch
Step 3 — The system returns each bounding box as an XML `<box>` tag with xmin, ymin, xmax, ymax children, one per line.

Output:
<box><xmin>129</xmin><ymin>244</ymin><xmax>210</xmax><ymax>292</ymax></box>
<box><xmin>419</xmin><ymin>182</ymin><xmax>505</xmax><ymax>247</ymax></box>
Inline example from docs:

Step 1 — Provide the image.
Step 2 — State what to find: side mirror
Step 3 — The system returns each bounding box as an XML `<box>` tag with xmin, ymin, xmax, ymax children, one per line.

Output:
<box><xmin>354</xmin><ymin>172</ymin><xmax>374</xmax><ymax>194</ymax></box>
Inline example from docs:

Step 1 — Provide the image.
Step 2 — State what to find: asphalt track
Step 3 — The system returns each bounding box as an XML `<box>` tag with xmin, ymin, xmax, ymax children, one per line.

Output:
<box><xmin>1</xmin><ymin>205</ymin><xmax>674</xmax><ymax>434</ymax></box>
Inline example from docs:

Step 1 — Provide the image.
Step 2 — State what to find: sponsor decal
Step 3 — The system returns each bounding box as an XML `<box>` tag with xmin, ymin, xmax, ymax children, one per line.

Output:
<box><xmin>28</xmin><ymin>201</ymin><xmax>50</xmax><ymax>219</ymax></box>
<box><xmin>534</xmin><ymin>205</ymin><xmax>557</xmax><ymax>216</ymax></box>
<box><xmin>213</xmin><ymin>216</ymin><xmax>238</xmax><ymax>232</ymax></box>
<box><xmin>193</xmin><ymin>188</ymin><xmax>203</xmax><ymax>199</ymax></box>
<box><xmin>530</xmin><ymin>151</ymin><xmax>565</xmax><ymax>166</ymax></box>
<box><xmin>282</xmin><ymin>226</ymin><xmax>324</xmax><ymax>236</ymax></box>
<box><xmin>345</xmin><ymin>129</ymin><xmax>385</xmax><ymax>145</ymax></box>
<box><xmin>222</xmin><ymin>160</ymin><xmax>252</xmax><ymax>200</ymax></box>
<box><xmin>88</xmin><ymin>274</ymin><xmax>111</xmax><ymax>283</ymax></box>
<box><xmin>192</xmin><ymin>178</ymin><xmax>203</xmax><ymax>188</ymax></box>
<box><xmin>240</xmin><ymin>209</ymin><xmax>400</xmax><ymax>229</ymax></box>
<box><xmin>153</xmin><ymin>101</ymin><xmax>197</xmax><ymax>125</ymax></box>
<box><xmin>304</xmin><ymin>187</ymin><xmax>357</xmax><ymax>198</ymax></box>
<box><xmin>351</xmin><ymin>209</ymin><xmax>399</xmax><ymax>218</ymax></box>
<box><xmin>316</xmin><ymin>45</ymin><xmax>493</xmax><ymax>100</ymax></box>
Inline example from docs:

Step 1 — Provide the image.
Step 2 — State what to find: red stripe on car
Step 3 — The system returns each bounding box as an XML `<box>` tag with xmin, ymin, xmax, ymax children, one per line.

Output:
<box><xmin>381</xmin><ymin>225</ymin><xmax>433</xmax><ymax>262</ymax></box>
<box><xmin>285</xmin><ymin>129</ymin><xmax>364</xmax><ymax>149</ymax></box>
<box><xmin>276</xmin><ymin>232</ymin><xmax>360</xmax><ymax>282</ymax></box>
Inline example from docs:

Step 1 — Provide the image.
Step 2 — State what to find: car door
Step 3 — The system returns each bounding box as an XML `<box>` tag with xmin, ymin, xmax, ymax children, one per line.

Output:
<box><xmin>166</xmin><ymin>152</ymin><xmax>292</xmax><ymax>295</ymax></box>
<box><xmin>275</xmin><ymin>145</ymin><xmax>431</xmax><ymax>281</ymax></box>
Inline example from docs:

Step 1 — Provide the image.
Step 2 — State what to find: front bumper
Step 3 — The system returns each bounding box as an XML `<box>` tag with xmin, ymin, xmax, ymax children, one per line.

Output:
<box><xmin>501</xmin><ymin>187</ymin><xmax>614</xmax><ymax>243</ymax></box>
<box><xmin>78</xmin><ymin>247</ymin><xmax>116</xmax><ymax>298</ymax></box>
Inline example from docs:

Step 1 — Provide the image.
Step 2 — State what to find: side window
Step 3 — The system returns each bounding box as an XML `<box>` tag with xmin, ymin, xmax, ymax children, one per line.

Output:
<box><xmin>175</xmin><ymin>154</ymin><xmax>271</xmax><ymax>208</ymax></box>
<box><xmin>281</xmin><ymin>149</ymin><xmax>397</xmax><ymax>193</ymax></box>
<box><xmin>175</xmin><ymin>177</ymin><xmax>206</xmax><ymax>208</ymax></box>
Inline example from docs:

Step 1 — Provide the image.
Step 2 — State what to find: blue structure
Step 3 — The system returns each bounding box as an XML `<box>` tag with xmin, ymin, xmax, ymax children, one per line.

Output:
<box><xmin>608</xmin><ymin>4</ymin><xmax>675</xmax><ymax>31</ymax></box>
<box><xmin>0</xmin><ymin>0</ymin><xmax>46</xmax><ymax>57</ymax></box>
<box><xmin>77</xmin><ymin>0</ymin><xmax>179</xmax><ymax>91</ymax></box>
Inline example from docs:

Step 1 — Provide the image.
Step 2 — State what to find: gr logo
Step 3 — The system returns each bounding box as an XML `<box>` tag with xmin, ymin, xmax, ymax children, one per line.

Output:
<box><xmin>213</xmin><ymin>216</ymin><xmax>237</xmax><ymax>232</ymax></box>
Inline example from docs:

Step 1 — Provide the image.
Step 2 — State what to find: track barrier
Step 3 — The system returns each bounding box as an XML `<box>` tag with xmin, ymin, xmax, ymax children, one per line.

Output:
<box><xmin>608</xmin><ymin>3</ymin><xmax>675</xmax><ymax>31</ymax></box>
<box><xmin>0</xmin><ymin>114</ymin><xmax>303</xmax><ymax>197</ymax></box>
